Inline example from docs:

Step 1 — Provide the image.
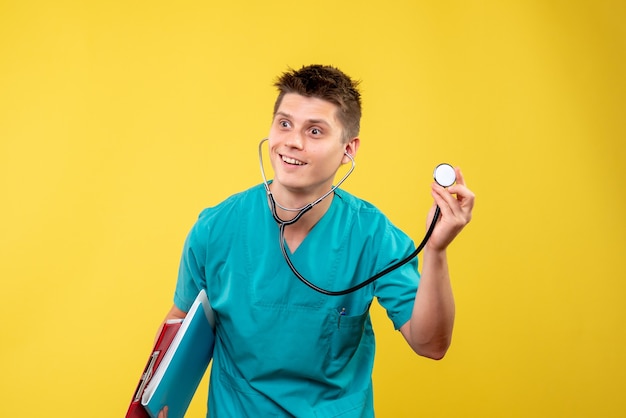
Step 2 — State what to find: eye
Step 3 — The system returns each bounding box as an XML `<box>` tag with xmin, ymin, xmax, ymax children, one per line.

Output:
<box><xmin>310</xmin><ymin>127</ymin><xmax>322</xmax><ymax>136</ymax></box>
<box><xmin>279</xmin><ymin>120</ymin><xmax>291</xmax><ymax>128</ymax></box>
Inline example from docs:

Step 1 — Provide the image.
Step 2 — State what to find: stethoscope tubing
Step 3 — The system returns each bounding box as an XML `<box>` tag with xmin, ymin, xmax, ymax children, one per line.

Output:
<box><xmin>278</xmin><ymin>206</ymin><xmax>440</xmax><ymax>296</ymax></box>
<box><xmin>258</xmin><ymin>137</ymin><xmax>440</xmax><ymax>296</ymax></box>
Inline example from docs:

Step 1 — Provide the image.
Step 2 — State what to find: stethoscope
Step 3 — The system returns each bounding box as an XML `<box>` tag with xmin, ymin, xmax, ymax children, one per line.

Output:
<box><xmin>258</xmin><ymin>138</ymin><xmax>456</xmax><ymax>296</ymax></box>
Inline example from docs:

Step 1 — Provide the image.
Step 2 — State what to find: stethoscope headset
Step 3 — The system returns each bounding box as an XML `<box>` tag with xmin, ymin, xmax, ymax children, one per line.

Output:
<box><xmin>258</xmin><ymin>138</ymin><xmax>456</xmax><ymax>296</ymax></box>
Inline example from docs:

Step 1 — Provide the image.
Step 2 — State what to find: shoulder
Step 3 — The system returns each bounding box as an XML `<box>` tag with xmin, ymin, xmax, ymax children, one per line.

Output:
<box><xmin>196</xmin><ymin>184</ymin><xmax>264</xmax><ymax>221</ymax></box>
<box><xmin>333</xmin><ymin>188</ymin><xmax>391</xmax><ymax>229</ymax></box>
<box><xmin>333</xmin><ymin>188</ymin><xmax>382</xmax><ymax>215</ymax></box>
<box><xmin>187</xmin><ymin>184</ymin><xmax>265</xmax><ymax>238</ymax></box>
<box><xmin>334</xmin><ymin>188</ymin><xmax>413</xmax><ymax>244</ymax></box>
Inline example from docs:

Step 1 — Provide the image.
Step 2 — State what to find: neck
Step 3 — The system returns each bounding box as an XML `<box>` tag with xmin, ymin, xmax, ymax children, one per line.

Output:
<box><xmin>267</xmin><ymin>191</ymin><xmax>333</xmax><ymax>253</ymax></box>
<box><xmin>270</xmin><ymin>190</ymin><xmax>333</xmax><ymax>225</ymax></box>
<box><xmin>268</xmin><ymin>178</ymin><xmax>335</xmax><ymax>211</ymax></box>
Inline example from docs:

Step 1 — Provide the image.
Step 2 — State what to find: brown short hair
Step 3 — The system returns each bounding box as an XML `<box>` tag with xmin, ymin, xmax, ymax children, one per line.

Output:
<box><xmin>273</xmin><ymin>65</ymin><xmax>362</xmax><ymax>142</ymax></box>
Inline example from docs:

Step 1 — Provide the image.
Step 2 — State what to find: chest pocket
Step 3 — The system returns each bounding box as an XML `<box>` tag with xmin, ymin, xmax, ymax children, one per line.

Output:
<box><xmin>330</xmin><ymin>304</ymin><xmax>373</xmax><ymax>365</ymax></box>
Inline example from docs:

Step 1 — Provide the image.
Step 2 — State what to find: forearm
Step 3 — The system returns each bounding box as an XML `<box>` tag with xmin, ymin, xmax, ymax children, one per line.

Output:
<box><xmin>405</xmin><ymin>248</ymin><xmax>455</xmax><ymax>359</ymax></box>
<box><xmin>400</xmin><ymin>167</ymin><xmax>472</xmax><ymax>359</ymax></box>
<box><xmin>154</xmin><ymin>305</ymin><xmax>187</xmax><ymax>345</ymax></box>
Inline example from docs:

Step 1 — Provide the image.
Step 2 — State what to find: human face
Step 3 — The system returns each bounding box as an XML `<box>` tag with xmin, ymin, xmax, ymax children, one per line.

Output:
<box><xmin>268</xmin><ymin>93</ymin><xmax>357</xmax><ymax>201</ymax></box>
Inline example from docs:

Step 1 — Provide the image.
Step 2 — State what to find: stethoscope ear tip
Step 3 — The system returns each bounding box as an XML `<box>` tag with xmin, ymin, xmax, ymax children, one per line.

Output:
<box><xmin>433</xmin><ymin>163</ymin><xmax>456</xmax><ymax>187</ymax></box>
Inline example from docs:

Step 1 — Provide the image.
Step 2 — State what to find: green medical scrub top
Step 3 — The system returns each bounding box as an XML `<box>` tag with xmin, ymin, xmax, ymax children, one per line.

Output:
<box><xmin>174</xmin><ymin>184</ymin><xmax>419</xmax><ymax>417</ymax></box>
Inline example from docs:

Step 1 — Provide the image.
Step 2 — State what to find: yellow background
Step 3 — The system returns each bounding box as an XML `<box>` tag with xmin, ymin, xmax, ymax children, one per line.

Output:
<box><xmin>1</xmin><ymin>1</ymin><xmax>624</xmax><ymax>417</ymax></box>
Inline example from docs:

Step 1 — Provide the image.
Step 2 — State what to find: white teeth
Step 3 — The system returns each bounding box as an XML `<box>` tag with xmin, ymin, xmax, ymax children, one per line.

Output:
<box><xmin>282</xmin><ymin>155</ymin><xmax>305</xmax><ymax>165</ymax></box>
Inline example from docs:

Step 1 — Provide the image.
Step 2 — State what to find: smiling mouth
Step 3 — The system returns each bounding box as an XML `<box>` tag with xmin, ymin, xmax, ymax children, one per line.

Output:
<box><xmin>281</xmin><ymin>155</ymin><xmax>306</xmax><ymax>166</ymax></box>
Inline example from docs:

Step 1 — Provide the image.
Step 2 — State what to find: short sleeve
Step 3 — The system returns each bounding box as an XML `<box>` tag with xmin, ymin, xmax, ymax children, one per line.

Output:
<box><xmin>373</xmin><ymin>221</ymin><xmax>420</xmax><ymax>330</ymax></box>
<box><xmin>173</xmin><ymin>210</ymin><xmax>209</xmax><ymax>312</ymax></box>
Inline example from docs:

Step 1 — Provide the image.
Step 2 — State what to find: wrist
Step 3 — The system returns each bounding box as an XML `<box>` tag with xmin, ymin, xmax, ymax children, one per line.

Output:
<box><xmin>423</xmin><ymin>245</ymin><xmax>447</xmax><ymax>265</ymax></box>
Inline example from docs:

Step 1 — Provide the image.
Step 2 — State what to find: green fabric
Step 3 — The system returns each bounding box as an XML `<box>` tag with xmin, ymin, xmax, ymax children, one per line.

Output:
<box><xmin>174</xmin><ymin>184</ymin><xmax>419</xmax><ymax>417</ymax></box>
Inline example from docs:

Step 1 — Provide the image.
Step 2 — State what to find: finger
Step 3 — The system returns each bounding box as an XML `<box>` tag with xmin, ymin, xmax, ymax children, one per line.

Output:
<box><xmin>431</xmin><ymin>182</ymin><xmax>460</xmax><ymax>215</ymax></box>
<box><xmin>430</xmin><ymin>195</ymin><xmax>450</xmax><ymax>226</ymax></box>
<box><xmin>446</xmin><ymin>167</ymin><xmax>467</xmax><ymax>195</ymax></box>
<box><xmin>447</xmin><ymin>167</ymin><xmax>475</xmax><ymax>206</ymax></box>
<box><xmin>448</xmin><ymin>183</ymin><xmax>473</xmax><ymax>203</ymax></box>
<box><xmin>450</xmin><ymin>182</ymin><xmax>475</xmax><ymax>208</ymax></box>
<box><xmin>454</xmin><ymin>167</ymin><xmax>466</xmax><ymax>187</ymax></box>
<box><xmin>442</xmin><ymin>181</ymin><xmax>475</xmax><ymax>225</ymax></box>
<box><xmin>431</xmin><ymin>186</ymin><xmax>474</xmax><ymax>236</ymax></box>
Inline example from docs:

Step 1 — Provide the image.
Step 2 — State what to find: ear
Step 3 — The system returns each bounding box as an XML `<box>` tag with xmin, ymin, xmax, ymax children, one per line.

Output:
<box><xmin>342</xmin><ymin>137</ymin><xmax>360</xmax><ymax>164</ymax></box>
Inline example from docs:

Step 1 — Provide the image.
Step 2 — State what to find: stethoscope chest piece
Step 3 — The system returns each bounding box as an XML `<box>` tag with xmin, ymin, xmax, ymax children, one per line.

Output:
<box><xmin>434</xmin><ymin>163</ymin><xmax>456</xmax><ymax>187</ymax></box>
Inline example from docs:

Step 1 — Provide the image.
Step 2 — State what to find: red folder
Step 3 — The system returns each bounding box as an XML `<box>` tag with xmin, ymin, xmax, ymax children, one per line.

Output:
<box><xmin>126</xmin><ymin>319</ymin><xmax>183</xmax><ymax>418</ymax></box>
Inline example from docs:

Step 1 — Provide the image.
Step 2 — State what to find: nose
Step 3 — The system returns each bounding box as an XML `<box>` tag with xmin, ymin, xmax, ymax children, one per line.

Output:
<box><xmin>285</xmin><ymin>131</ymin><xmax>304</xmax><ymax>149</ymax></box>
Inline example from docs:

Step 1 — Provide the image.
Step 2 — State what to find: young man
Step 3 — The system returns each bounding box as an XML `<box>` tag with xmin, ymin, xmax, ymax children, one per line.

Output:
<box><xmin>157</xmin><ymin>64</ymin><xmax>474</xmax><ymax>417</ymax></box>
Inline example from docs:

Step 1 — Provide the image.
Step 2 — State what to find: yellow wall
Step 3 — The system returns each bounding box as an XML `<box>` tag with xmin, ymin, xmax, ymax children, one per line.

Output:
<box><xmin>1</xmin><ymin>1</ymin><xmax>624</xmax><ymax>417</ymax></box>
